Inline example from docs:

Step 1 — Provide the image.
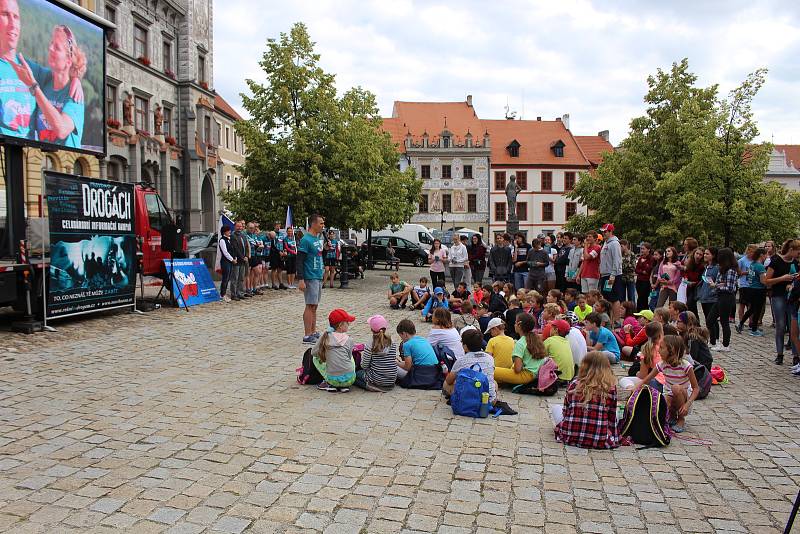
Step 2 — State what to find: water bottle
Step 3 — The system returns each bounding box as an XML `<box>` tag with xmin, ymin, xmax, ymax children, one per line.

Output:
<box><xmin>479</xmin><ymin>392</ymin><xmax>490</xmax><ymax>418</ymax></box>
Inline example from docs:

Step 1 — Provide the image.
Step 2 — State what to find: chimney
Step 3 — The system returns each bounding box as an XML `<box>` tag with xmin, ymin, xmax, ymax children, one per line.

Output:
<box><xmin>555</xmin><ymin>117</ymin><xmax>561</xmax><ymax>122</ymax></box>
<box><xmin>598</xmin><ymin>130</ymin><xmax>610</xmax><ymax>142</ymax></box>
<box><xmin>536</xmin><ymin>116</ymin><xmax>541</xmax><ymax>121</ymax></box>
<box><xmin>466</xmin><ymin>94</ymin><xmax>473</xmax><ymax>107</ymax></box>
<box><xmin>562</xmin><ymin>113</ymin><xmax>570</xmax><ymax>130</ymax></box>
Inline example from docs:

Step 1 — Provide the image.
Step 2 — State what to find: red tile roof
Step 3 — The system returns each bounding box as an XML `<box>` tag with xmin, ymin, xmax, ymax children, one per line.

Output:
<box><xmin>775</xmin><ymin>145</ymin><xmax>800</xmax><ymax>172</ymax></box>
<box><xmin>574</xmin><ymin>135</ymin><xmax>614</xmax><ymax>167</ymax></box>
<box><xmin>387</xmin><ymin>101</ymin><xmax>484</xmax><ymax>146</ymax></box>
<box><xmin>214</xmin><ymin>94</ymin><xmax>244</xmax><ymax>121</ymax></box>
<box><xmin>481</xmin><ymin>119</ymin><xmax>590</xmax><ymax>166</ymax></box>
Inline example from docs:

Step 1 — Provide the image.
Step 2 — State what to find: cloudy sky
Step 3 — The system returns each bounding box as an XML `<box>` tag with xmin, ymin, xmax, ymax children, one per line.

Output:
<box><xmin>213</xmin><ymin>0</ymin><xmax>799</xmax><ymax>145</ymax></box>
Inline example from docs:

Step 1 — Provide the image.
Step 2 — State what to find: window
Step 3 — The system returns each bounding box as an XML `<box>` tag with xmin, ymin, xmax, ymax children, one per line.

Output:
<box><xmin>541</xmin><ymin>171</ymin><xmax>552</xmax><ymax>191</ymax></box>
<box><xmin>566</xmin><ymin>202</ymin><xmax>578</xmax><ymax>219</ymax></box>
<box><xmin>134</xmin><ymin>96</ymin><xmax>148</xmax><ymax>131</ymax></box>
<box><xmin>565</xmin><ymin>171</ymin><xmax>576</xmax><ymax>191</ymax></box>
<box><xmin>215</xmin><ymin>122</ymin><xmax>221</xmax><ymax>146</ymax></box>
<box><xmin>467</xmin><ymin>193</ymin><xmax>477</xmax><ymax>213</ymax></box>
<box><xmin>162</xmin><ymin>40</ymin><xmax>172</xmax><ymax>72</ymax></box>
<box><xmin>162</xmin><ymin>106</ymin><xmax>172</xmax><ymax>137</ymax></box>
<box><xmin>463</xmin><ymin>165</ymin><xmax>473</xmax><ymax>179</ymax></box>
<box><xmin>420</xmin><ymin>165</ymin><xmax>430</xmax><ymax>179</ymax></box>
<box><xmin>442</xmin><ymin>136</ymin><xmax>450</xmax><ymax>148</ymax></box>
<box><xmin>233</xmin><ymin>135</ymin><xmax>237</xmax><ymax>153</ymax></box>
<box><xmin>43</xmin><ymin>154</ymin><xmax>56</xmax><ymax>171</ymax></box>
<box><xmin>226</xmin><ymin>174</ymin><xmax>232</xmax><ymax>191</ymax></box>
<box><xmin>418</xmin><ymin>232</ymin><xmax>433</xmax><ymax>246</ymax></box>
<box><xmin>145</xmin><ymin>193</ymin><xmax>170</xmax><ymax>232</ymax></box>
<box><xmin>225</xmin><ymin>126</ymin><xmax>230</xmax><ymax>149</ymax></box>
<box><xmin>442</xmin><ymin>165</ymin><xmax>452</xmax><ymax>179</ymax></box>
<box><xmin>107</xmin><ymin>161</ymin><xmax>120</xmax><ymax>182</ymax></box>
<box><xmin>494</xmin><ymin>202</ymin><xmax>506</xmax><ymax>222</ymax></box>
<box><xmin>204</xmin><ymin>116</ymin><xmax>212</xmax><ymax>145</ymax></box>
<box><xmin>198</xmin><ymin>53</ymin><xmax>206</xmax><ymax>84</ymax></box>
<box><xmin>510</xmin><ymin>145</ymin><xmax>519</xmax><ymax>157</ymax></box>
<box><xmin>442</xmin><ymin>193</ymin><xmax>452</xmax><ymax>213</ymax></box>
<box><xmin>72</xmin><ymin>158</ymin><xmax>86</xmax><ymax>176</ymax></box>
<box><xmin>106</xmin><ymin>84</ymin><xmax>117</xmax><ymax>121</ymax></box>
<box><xmin>134</xmin><ymin>25</ymin><xmax>148</xmax><ymax>59</ymax></box>
<box><xmin>494</xmin><ymin>171</ymin><xmax>506</xmax><ymax>191</ymax></box>
<box><xmin>419</xmin><ymin>194</ymin><xmax>428</xmax><ymax>213</ymax></box>
<box><xmin>516</xmin><ymin>171</ymin><xmax>527</xmax><ymax>190</ymax></box>
<box><xmin>554</xmin><ymin>146</ymin><xmax>564</xmax><ymax>158</ymax></box>
<box><xmin>517</xmin><ymin>202</ymin><xmax>527</xmax><ymax>221</ymax></box>
<box><xmin>105</xmin><ymin>6</ymin><xmax>116</xmax><ymax>41</ymax></box>
<box><xmin>542</xmin><ymin>202</ymin><xmax>554</xmax><ymax>222</ymax></box>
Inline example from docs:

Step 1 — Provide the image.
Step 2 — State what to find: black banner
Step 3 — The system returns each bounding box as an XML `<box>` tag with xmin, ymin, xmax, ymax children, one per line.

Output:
<box><xmin>44</xmin><ymin>172</ymin><xmax>136</xmax><ymax>318</ymax></box>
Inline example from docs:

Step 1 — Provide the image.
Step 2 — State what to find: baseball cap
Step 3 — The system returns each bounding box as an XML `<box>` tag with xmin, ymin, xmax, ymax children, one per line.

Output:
<box><xmin>633</xmin><ymin>309</ymin><xmax>654</xmax><ymax>321</ymax></box>
<box><xmin>601</xmin><ymin>223</ymin><xmax>615</xmax><ymax>232</ymax></box>
<box><xmin>434</xmin><ymin>287</ymin><xmax>445</xmax><ymax>295</ymax></box>
<box><xmin>367</xmin><ymin>314</ymin><xmax>388</xmax><ymax>332</ymax></box>
<box><xmin>460</xmin><ymin>325</ymin><xmax>478</xmax><ymax>336</ymax></box>
<box><xmin>552</xmin><ymin>319</ymin><xmax>571</xmax><ymax>336</ymax></box>
<box><xmin>484</xmin><ymin>317</ymin><xmax>504</xmax><ymax>334</ymax></box>
<box><xmin>328</xmin><ymin>308</ymin><xmax>356</xmax><ymax>325</ymax></box>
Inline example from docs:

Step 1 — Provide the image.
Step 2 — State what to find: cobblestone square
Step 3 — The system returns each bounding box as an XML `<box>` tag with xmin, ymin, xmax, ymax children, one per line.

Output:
<box><xmin>1</xmin><ymin>267</ymin><xmax>800</xmax><ymax>533</ymax></box>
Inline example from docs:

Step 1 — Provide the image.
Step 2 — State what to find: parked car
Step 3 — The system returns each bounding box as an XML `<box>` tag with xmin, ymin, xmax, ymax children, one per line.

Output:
<box><xmin>186</xmin><ymin>232</ymin><xmax>218</xmax><ymax>270</ymax></box>
<box><xmin>368</xmin><ymin>236</ymin><xmax>428</xmax><ymax>267</ymax></box>
<box><xmin>356</xmin><ymin>223</ymin><xmax>435</xmax><ymax>251</ymax></box>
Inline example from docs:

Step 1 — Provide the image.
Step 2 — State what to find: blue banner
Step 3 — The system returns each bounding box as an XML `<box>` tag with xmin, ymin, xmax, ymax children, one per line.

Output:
<box><xmin>164</xmin><ymin>258</ymin><xmax>220</xmax><ymax>307</ymax></box>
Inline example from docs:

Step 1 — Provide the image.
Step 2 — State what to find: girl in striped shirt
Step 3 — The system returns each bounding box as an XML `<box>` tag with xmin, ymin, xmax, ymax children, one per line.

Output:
<box><xmin>355</xmin><ymin>315</ymin><xmax>397</xmax><ymax>392</ymax></box>
<box><xmin>638</xmin><ymin>335</ymin><xmax>699</xmax><ymax>433</ymax></box>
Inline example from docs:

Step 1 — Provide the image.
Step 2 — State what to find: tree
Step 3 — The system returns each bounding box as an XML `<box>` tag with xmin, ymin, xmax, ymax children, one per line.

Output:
<box><xmin>221</xmin><ymin>23</ymin><xmax>420</xmax><ymax>231</ymax></box>
<box><xmin>567</xmin><ymin>59</ymin><xmax>798</xmax><ymax>249</ymax></box>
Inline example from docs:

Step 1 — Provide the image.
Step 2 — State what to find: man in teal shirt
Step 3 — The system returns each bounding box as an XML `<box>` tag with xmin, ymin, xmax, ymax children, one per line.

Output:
<box><xmin>297</xmin><ymin>213</ymin><xmax>325</xmax><ymax>343</ymax></box>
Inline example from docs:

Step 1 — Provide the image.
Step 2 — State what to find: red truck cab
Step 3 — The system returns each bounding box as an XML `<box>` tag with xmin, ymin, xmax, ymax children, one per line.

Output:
<box><xmin>135</xmin><ymin>183</ymin><xmax>185</xmax><ymax>276</ymax></box>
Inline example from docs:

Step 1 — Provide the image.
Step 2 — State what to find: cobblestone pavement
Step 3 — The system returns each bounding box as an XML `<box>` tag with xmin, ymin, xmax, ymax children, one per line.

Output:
<box><xmin>1</xmin><ymin>266</ymin><xmax>800</xmax><ymax>534</ymax></box>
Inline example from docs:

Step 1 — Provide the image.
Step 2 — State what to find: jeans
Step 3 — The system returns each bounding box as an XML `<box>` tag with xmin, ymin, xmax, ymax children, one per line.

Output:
<box><xmin>707</xmin><ymin>292</ymin><xmax>735</xmax><ymax>347</ymax></box>
<box><xmin>450</xmin><ymin>267</ymin><xmax>464</xmax><ymax>290</ymax></box>
<box><xmin>636</xmin><ymin>280</ymin><xmax>651</xmax><ymax>311</ymax></box>
<box><xmin>430</xmin><ymin>270</ymin><xmax>445</xmax><ymax>289</ymax></box>
<box><xmin>625</xmin><ymin>281</ymin><xmax>637</xmax><ymax>303</ymax></box>
<box><xmin>231</xmin><ymin>262</ymin><xmax>247</xmax><ymax>298</ymax></box>
<box><xmin>513</xmin><ymin>271</ymin><xmax>528</xmax><ymax>291</ymax></box>
<box><xmin>772</xmin><ymin>294</ymin><xmax>789</xmax><ymax>355</ymax></box>
<box><xmin>220</xmin><ymin>260</ymin><xmax>232</xmax><ymax>297</ymax></box>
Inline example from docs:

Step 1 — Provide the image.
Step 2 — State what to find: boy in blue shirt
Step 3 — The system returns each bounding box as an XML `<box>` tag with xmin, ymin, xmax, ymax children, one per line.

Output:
<box><xmin>738</xmin><ymin>247</ymin><xmax>767</xmax><ymax>336</ymax></box>
<box><xmin>395</xmin><ymin>319</ymin><xmax>441</xmax><ymax>389</ymax></box>
<box><xmin>585</xmin><ymin>312</ymin><xmax>621</xmax><ymax>364</ymax></box>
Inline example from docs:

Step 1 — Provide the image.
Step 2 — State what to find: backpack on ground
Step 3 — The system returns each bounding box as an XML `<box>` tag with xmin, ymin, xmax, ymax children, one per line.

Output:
<box><xmin>534</xmin><ymin>358</ymin><xmax>559</xmax><ymax>396</ymax></box>
<box><xmin>618</xmin><ymin>384</ymin><xmax>670</xmax><ymax>448</ymax></box>
<box><xmin>434</xmin><ymin>343</ymin><xmax>457</xmax><ymax>374</ymax></box>
<box><xmin>693</xmin><ymin>364</ymin><xmax>712</xmax><ymax>400</ymax></box>
<box><xmin>451</xmin><ymin>364</ymin><xmax>489</xmax><ymax>418</ymax></box>
<box><xmin>296</xmin><ymin>348</ymin><xmax>324</xmax><ymax>385</ymax></box>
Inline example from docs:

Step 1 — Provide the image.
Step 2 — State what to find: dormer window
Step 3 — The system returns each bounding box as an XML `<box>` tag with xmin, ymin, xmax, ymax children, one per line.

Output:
<box><xmin>551</xmin><ymin>139</ymin><xmax>565</xmax><ymax>158</ymax></box>
<box><xmin>442</xmin><ymin>136</ymin><xmax>450</xmax><ymax>148</ymax></box>
<box><xmin>507</xmin><ymin>139</ymin><xmax>520</xmax><ymax>158</ymax></box>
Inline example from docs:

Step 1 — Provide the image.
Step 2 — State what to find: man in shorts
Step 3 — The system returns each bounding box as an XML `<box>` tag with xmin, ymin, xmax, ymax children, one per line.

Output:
<box><xmin>246</xmin><ymin>222</ymin><xmax>263</xmax><ymax>295</ymax></box>
<box><xmin>298</xmin><ymin>213</ymin><xmax>326</xmax><ymax>343</ymax></box>
<box><xmin>599</xmin><ymin>223</ymin><xmax>624</xmax><ymax>322</ymax></box>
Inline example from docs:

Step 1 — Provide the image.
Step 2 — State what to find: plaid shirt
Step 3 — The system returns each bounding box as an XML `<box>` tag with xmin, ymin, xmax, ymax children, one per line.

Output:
<box><xmin>554</xmin><ymin>381</ymin><xmax>620</xmax><ymax>449</ymax></box>
<box><xmin>716</xmin><ymin>268</ymin><xmax>738</xmax><ymax>294</ymax></box>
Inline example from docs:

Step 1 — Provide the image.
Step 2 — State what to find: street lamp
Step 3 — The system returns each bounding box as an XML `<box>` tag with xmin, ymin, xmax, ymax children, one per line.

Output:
<box><xmin>440</xmin><ymin>209</ymin><xmax>447</xmax><ymax>233</ymax></box>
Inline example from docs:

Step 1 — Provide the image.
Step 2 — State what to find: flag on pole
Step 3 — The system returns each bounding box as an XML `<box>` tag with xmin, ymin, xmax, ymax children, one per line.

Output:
<box><xmin>285</xmin><ymin>205</ymin><xmax>293</xmax><ymax>229</ymax></box>
<box><xmin>214</xmin><ymin>213</ymin><xmax>236</xmax><ymax>273</ymax></box>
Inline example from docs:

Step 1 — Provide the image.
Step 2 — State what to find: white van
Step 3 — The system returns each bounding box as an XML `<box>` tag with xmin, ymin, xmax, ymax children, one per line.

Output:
<box><xmin>356</xmin><ymin>223</ymin><xmax>436</xmax><ymax>250</ymax></box>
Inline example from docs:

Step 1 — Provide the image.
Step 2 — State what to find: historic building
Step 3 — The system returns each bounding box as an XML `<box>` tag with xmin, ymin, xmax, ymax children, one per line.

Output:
<box><xmin>382</xmin><ymin>98</ymin><xmax>612</xmax><ymax>238</ymax></box>
<box><xmin>765</xmin><ymin>145</ymin><xmax>800</xmax><ymax>191</ymax></box>
<box><xmin>383</xmin><ymin>98</ymin><xmax>492</xmax><ymax>235</ymax></box>
<box><xmin>20</xmin><ymin>0</ymin><xmax>244</xmax><ymax>232</ymax></box>
<box><xmin>214</xmin><ymin>95</ymin><xmax>247</xmax><ymax>199</ymax></box>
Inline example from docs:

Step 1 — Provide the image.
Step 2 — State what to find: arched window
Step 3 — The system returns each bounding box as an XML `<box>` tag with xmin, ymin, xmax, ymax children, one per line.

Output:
<box><xmin>43</xmin><ymin>154</ymin><xmax>57</xmax><ymax>171</ymax></box>
<box><xmin>73</xmin><ymin>158</ymin><xmax>86</xmax><ymax>176</ymax></box>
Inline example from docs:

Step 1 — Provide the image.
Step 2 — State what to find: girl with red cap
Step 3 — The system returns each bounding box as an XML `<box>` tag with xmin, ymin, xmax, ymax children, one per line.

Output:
<box><xmin>312</xmin><ymin>308</ymin><xmax>357</xmax><ymax>392</ymax></box>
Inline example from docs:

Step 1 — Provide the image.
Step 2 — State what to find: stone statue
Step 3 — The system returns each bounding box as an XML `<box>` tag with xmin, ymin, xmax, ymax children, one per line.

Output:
<box><xmin>153</xmin><ymin>104</ymin><xmax>163</xmax><ymax>135</ymax></box>
<box><xmin>455</xmin><ymin>190</ymin><xmax>464</xmax><ymax>212</ymax></box>
<box><xmin>431</xmin><ymin>190</ymin><xmax>441</xmax><ymax>212</ymax></box>
<box><xmin>505</xmin><ymin>174</ymin><xmax>522</xmax><ymax>221</ymax></box>
<box><xmin>122</xmin><ymin>93</ymin><xmax>133</xmax><ymax>126</ymax></box>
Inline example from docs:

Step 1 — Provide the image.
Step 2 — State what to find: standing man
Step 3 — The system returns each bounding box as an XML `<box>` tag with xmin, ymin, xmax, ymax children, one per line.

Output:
<box><xmin>297</xmin><ymin>213</ymin><xmax>325</xmax><ymax>343</ymax></box>
<box><xmin>488</xmin><ymin>234</ymin><xmax>512</xmax><ymax>283</ymax></box>
<box><xmin>449</xmin><ymin>234</ymin><xmax>468</xmax><ymax>290</ymax></box>
<box><xmin>555</xmin><ymin>232</ymin><xmax>573</xmax><ymax>292</ymax></box>
<box><xmin>229</xmin><ymin>220</ymin><xmax>249</xmax><ymax>301</ymax></box>
<box><xmin>599</xmin><ymin>223</ymin><xmax>623</xmax><ymax>321</ymax></box>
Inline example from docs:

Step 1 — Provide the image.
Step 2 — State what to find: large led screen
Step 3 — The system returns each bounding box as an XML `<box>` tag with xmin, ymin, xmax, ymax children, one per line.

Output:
<box><xmin>0</xmin><ymin>0</ymin><xmax>105</xmax><ymax>154</ymax></box>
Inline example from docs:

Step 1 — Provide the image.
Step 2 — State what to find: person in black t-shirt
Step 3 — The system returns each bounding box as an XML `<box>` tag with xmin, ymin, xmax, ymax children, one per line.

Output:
<box><xmin>764</xmin><ymin>239</ymin><xmax>800</xmax><ymax>366</ymax></box>
<box><xmin>512</xmin><ymin>233</ymin><xmax>531</xmax><ymax>291</ymax></box>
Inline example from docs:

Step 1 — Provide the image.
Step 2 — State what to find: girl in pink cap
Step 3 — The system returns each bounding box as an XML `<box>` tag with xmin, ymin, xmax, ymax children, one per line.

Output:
<box><xmin>355</xmin><ymin>315</ymin><xmax>398</xmax><ymax>392</ymax></box>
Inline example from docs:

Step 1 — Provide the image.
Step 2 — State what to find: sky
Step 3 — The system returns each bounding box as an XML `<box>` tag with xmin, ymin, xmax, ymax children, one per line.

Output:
<box><xmin>213</xmin><ymin>0</ymin><xmax>800</xmax><ymax>146</ymax></box>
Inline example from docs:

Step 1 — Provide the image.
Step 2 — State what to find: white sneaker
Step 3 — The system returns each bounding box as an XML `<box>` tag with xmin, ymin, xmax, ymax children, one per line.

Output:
<box><xmin>710</xmin><ymin>345</ymin><xmax>721</xmax><ymax>352</ymax></box>
<box><xmin>222</xmin><ymin>295</ymin><xmax>231</xmax><ymax>302</ymax></box>
<box><xmin>718</xmin><ymin>346</ymin><xmax>731</xmax><ymax>352</ymax></box>
<box><xmin>791</xmin><ymin>363</ymin><xmax>800</xmax><ymax>371</ymax></box>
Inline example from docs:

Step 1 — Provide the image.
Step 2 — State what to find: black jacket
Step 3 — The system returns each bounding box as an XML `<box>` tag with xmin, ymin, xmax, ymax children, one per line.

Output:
<box><xmin>489</xmin><ymin>246</ymin><xmax>512</xmax><ymax>276</ymax></box>
<box><xmin>230</xmin><ymin>231</ymin><xmax>248</xmax><ymax>261</ymax></box>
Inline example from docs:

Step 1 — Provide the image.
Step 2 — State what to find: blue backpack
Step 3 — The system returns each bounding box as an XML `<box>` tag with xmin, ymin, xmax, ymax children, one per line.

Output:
<box><xmin>451</xmin><ymin>364</ymin><xmax>489</xmax><ymax>418</ymax></box>
<box><xmin>434</xmin><ymin>343</ymin><xmax>457</xmax><ymax>374</ymax></box>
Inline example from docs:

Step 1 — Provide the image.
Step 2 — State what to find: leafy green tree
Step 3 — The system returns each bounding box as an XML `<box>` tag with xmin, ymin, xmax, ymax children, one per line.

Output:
<box><xmin>221</xmin><ymin>23</ymin><xmax>420</xmax><ymax>231</ymax></box>
<box><xmin>567</xmin><ymin>60</ymin><xmax>798</xmax><ymax>249</ymax></box>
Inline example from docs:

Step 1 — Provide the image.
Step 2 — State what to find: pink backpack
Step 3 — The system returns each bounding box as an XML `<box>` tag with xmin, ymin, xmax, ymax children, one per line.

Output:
<box><xmin>535</xmin><ymin>358</ymin><xmax>559</xmax><ymax>395</ymax></box>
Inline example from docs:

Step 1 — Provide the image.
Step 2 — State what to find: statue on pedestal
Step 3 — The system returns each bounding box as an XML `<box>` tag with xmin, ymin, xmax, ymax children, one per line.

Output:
<box><xmin>154</xmin><ymin>104</ymin><xmax>163</xmax><ymax>135</ymax></box>
<box><xmin>122</xmin><ymin>93</ymin><xmax>133</xmax><ymax>126</ymax></box>
<box><xmin>505</xmin><ymin>174</ymin><xmax>522</xmax><ymax>233</ymax></box>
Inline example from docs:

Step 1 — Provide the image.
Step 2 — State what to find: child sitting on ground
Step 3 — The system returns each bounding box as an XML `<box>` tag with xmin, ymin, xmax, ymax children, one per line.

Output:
<box><xmin>539</xmin><ymin>303</ymin><xmax>562</xmax><ymax>339</ymax></box>
<box><xmin>527</xmin><ymin>293</ymin><xmax>545</xmax><ymax>328</ymax></box>
<box><xmin>564</xmin><ymin>288</ymin><xmax>579</xmax><ymax>312</ymax></box>
<box><xmin>428</xmin><ymin>308</ymin><xmax>466</xmax><ymax>360</ymax></box>
<box><xmin>620</xmin><ymin>309</ymin><xmax>653</xmax><ymax>361</ymax></box>
<box><xmin>312</xmin><ymin>308</ymin><xmax>357</xmax><ymax>392</ymax></box>
<box><xmin>637</xmin><ymin>334</ymin><xmax>700</xmax><ymax>433</ymax></box>
<box><xmin>504</xmin><ymin>297</ymin><xmax>523</xmax><ymax>339</ymax></box>
<box><xmin>678</xmin><ymin>311</ymin><xmax>713</xmax><ymax>370</ymax></box>
<box><xmin>410</xmin><ymin>277</ymin><xmax>431</xmax><ymax>310</ymax></box>
<box><xmin>593</xmin><ymin>299</ymin><xmax>612</xmax><ymax>328</ymax></box>
<box><xmin>356</xmin><ymin>315</ymin><xmax>398</xmax><ymax>392</ymax></box>
<box><xmin>586</xmin><ymin>289</ymin><xmax>602</xmax><ymax>308</ymax></box>
<box><xmin>422</xmin><ymin>286</ymin><xmax>449</xmax><ymax>321</ymax></box>
<box><xmin>543</xmin><ymin>319</ymin><xmax>576</xmax><ymax>382</ymax></box>
<box><xmin>471</xmin><ymin>282</ymin><xmax>485</xmax><ymax>308</ymax></box>
<box><xmin>453</xmin><ymin>300</ymin><xmax>478</xmax><ymax>331</ymax></box>
<box><xmin>485</xmin><ymin>317</ymin><xmax>515</xmax><ymax>371</ymax></box>
<box><xmin>573</xmin><ymin>293</ymin><xmax>593</xmax><ymax>322</ymax></box>
<box><xmin>488</xmin><ymin>282</ymin><xmax>508</xmax><ymax>314</ymax></box>
<box><xmin>496</xmin><ymin>313</ymin><xmax>547</xmax><ymax>390</ymax></box>
<box><xmin>449</xmin><ymin>282</ymin><xmax>471</xmax><ymax>313</ymax></box>
<box><xmin>585</xmin><ymin>312</ymin><xmax>621</xmax><ymax>364</ymax></box>
<box><xmin>653</xmin><ymin>307</ymin><xmax>671</xmax><ymax>325</ymax></box>
<box><xmin>553</xmin><ymin>351</ymin><xmax>621</xmax><ymax>449</ymax></box>
<box><xmin>669</xmin><ymin>300</ymin><xmax>688</xmax><ymax>323</ymax></box>
<box><xmin>620</xmin><ymin>321</ymin><xmax>665</xmax><ymax>393</ymax></box>
<box><xmin>547</xmin><ymin>289</ymin><xmax>567</xmax><ymax>314</ymax></box>
<box><xmin>387</xmin><ymin>273</ymin><xmax>411</xmax><ymax>309</ymax></box>
<box><xmin>395</xmin><ymin>319</ymin><xmax>441</xmax><ymax>389</ymax></box>
<box><xmin>476</xmin><ymin>303</ymin><xmax>492</xmax><ymax>341</ymax></box>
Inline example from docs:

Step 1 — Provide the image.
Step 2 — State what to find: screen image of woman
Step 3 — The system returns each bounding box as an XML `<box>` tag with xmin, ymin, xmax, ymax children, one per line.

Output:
<box><xmin>11</xmin><ymin>24</ymin><xmax>85</xmax><ymax>148</ymax></box>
